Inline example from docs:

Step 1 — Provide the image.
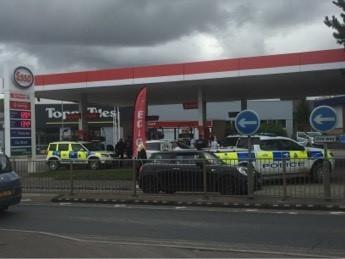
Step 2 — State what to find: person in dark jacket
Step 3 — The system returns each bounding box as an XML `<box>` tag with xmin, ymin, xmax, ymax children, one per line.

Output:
<box><xmin>115</xmin><ymin>138</ymin><xmax>126</xmax><ymax>159</ymax></box>
<box><xmin>125</xmin><ymin>136</ymin><xmax>132</xmax><ymax>159</ymax></box>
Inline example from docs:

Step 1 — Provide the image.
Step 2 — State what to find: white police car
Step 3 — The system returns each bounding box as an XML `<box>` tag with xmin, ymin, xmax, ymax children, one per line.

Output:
<box><xmin>214</xmin><ymin>136</ymin><xmax>335</xmax><ymax>182</ymax></box>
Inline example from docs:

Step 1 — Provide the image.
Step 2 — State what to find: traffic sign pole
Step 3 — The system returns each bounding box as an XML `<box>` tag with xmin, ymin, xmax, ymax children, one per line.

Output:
<box><xmin>309</xmin><ymin>105</ymin><xmax>337</xmax><ymax>201</ymax></box>
<box><xmin>234</xmin><ymin>110</ymin><xmax>260</xmax><ymax>198</ymax></box>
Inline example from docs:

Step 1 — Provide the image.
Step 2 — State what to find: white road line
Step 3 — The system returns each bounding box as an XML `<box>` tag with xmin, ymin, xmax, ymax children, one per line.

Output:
<box><xmin>329</xmin><ymin>211</ymin><xmax>345</xmax><ymax>215</ymax></box>
<box><xmin>114</xmin><ymin>204</ymin><xmax>127</xmax><ymax>208</ymax></box>
<box><xmin>0</xmin><ymin>228</ymin><xmax>329</xmax><ymax>258</ymax></box>
<box><xmin>21</xmin><ymin>198</ymin><xmax>32</xmax><ymax>202</ymax></box>
<box><xmin>59</xmin><ymin>202</ymin><xmax>72</xmax><ymax>206</ymax></box>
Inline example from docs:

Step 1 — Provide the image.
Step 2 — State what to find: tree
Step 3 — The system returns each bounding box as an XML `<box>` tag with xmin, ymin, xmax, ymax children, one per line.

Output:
<box><xmin>324</xmin><ymin>0</ymin><xmax>345</xmax><ymax>48</ymax></box>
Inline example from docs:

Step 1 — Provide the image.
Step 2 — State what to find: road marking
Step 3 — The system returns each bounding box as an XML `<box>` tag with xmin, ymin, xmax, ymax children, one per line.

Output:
<box><xmin>329</xmin><ymin>211</ymin><xmax>345</xmax><ymax>215</ymax></box>
<box><xmin>114</xmin><ymin>204</ymin><xmax>127</xmax><ymax>208</ymax></box>
<box><xmin>245</xmin><ymin>209</ymin><xmax>258</xmax><ymax>212</ymax></box>
<box><xmin>59</xmin><ymin>202</ymin><xmax>72</xmax><ymax>206</ymax></box>
<box><xmin>0</xmin><ymin>228</ymin><xmax>330</xmax><ymax>258</ymax></box>
<box><xmin>21</xmin><ymin>198</ymin><xmax>32</xmax><ymax>202</ymax></box>
<box><xmin>176</xmin><ymin>206</ymin><xmax>187</xmax><ymax>209</ymax></box>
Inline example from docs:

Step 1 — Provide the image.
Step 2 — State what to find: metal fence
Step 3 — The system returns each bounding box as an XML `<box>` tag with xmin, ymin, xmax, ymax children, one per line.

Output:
<box><xmin>12</xmin><ymin>157</ymin><xmax>345</xmax><ymax>201</ymax></box>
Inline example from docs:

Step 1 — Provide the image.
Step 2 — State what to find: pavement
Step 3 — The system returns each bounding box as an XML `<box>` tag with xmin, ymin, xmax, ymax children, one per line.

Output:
<box><xmin>22</xmin><ymin>191</ymin><xmax>345</xmax><ymax>212</ymax></box>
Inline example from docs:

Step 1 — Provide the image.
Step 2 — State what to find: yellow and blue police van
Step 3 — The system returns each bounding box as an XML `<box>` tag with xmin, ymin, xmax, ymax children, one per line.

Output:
<box><xmin>46</xmin><ymin>141</ymin><xmax>114</xmax><ymax>170</ymax></box>
<box><xmin>214</xmin><ymin>136</ymin><xmax>335</xmax><ymax>182</ymax></box>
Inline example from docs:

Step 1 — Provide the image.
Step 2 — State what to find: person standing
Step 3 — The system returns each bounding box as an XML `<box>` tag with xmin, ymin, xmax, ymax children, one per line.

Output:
<box><xmin>115</xmin><ymin>138</ymin><xmax>126</xmax><ymax>167</ymax></box>
<box><xmin>125</xmin><ymin>136</ymin><xmax>132</xmax><ymax>159</ymax></box>
<box><xmin>115</xmin><ymin>138</ymin><xmax>126</xmax><ymax>159</ymax></box>
<box><xmin>136</xmin><ymin>143</ymin><xmax>147</xmax><ymax>181</ymax></box>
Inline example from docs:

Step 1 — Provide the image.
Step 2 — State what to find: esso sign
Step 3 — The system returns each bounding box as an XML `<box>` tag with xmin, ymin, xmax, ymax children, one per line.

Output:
<box><xmin>13</xmin><ymin>67</ymin><xmax>34</xmax><ymax>89</ymax></box>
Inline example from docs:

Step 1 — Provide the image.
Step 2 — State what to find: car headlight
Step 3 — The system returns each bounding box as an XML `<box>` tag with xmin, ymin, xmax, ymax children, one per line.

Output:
<box><xmin>0</xmin><ymin>172</ymin><xmax>20</xmax><ymax>182</ymax></box>
<box><xmin>237</xmin><ymin>166</ymin><xmax>248</xmax><ymax>176</ymax></box>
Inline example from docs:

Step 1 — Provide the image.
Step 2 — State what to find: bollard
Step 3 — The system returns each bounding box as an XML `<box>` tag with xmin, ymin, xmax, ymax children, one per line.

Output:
<box><xmin>203</xmin><ymin>159</ymin><xmax>208</xmax><ymax>199</ymax></box>
<box><xmin>323</xmin><ymin>144</ymin><xmax>331</xmax><ymax>201</ymax></box>
<box><xmin>132</xmin><ymin>159</ymin><xmax>137</xmax><ymax>197</ymax></box>
<box><xmin>282</xmin><ymin>156</ymin><xmax>287</xmax><ymax>200</ymax></box>
<box><xmin>69</xmin><ymin>161</ymin><xmax>74</xmax><ymax>196</ymax></box>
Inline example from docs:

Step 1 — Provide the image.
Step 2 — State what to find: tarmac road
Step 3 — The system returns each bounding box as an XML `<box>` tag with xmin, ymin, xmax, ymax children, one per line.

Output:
<box><xmin>0</xmin><ymin>202</ymin><xmax>345</xmax><ymax>257</ymax></box>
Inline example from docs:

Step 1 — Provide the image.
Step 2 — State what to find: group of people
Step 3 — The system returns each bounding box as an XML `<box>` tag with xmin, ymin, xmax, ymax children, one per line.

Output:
<box><xmin>114</xmin><ymin>137</ymin><xmax>132</xmax><ymax>159</ymax></box>
<box><xmin>115</xmin><ymin>137</ymin><xmax>148</xmax><ymax>160</ymax></box>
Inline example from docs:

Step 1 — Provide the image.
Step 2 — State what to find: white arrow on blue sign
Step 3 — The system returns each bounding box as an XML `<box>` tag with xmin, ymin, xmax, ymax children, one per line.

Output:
<box><xmin>235</xmin><ymin>110</ymin><xmax>260</xmax><ymax>135</ymax></box>
<box><xmin>309</xmin><ymin>105</ymin><xmax>337</xmax><ymax>133</ymax></box>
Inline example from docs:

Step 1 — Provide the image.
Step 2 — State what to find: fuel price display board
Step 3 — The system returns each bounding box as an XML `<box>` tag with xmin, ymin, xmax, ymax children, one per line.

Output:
<box><xmin>10</xmin><ymin>99</ymin><xmax>32</xmax><ymax>156</ymax></box>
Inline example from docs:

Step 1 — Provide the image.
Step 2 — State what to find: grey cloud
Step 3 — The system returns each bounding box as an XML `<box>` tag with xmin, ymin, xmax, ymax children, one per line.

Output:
<box><xmin>0</xmin><ymin>0</ymin><xmax>340</xmax><ymax>74</ymax></box>
<box><xmin>0</xmin><ymin>0</ymin><xmax>228</xmax><ymax>47</ymax></box>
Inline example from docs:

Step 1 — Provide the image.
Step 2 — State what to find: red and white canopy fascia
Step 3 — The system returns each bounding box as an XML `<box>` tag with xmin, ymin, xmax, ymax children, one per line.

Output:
<box><xmin>35</xmin><ymin>49</ymin><xmax>345</xmax><ymax>91</ymax></box>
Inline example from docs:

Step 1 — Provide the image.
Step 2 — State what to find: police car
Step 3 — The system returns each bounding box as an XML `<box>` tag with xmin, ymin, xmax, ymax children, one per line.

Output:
<box><xmin>46</xmin><ymin>141</ymin><xmax>114</xmax><ymax>170</ymax></box>
<box><xmin>214</xmin><ymin>136</ymin><xmax>335</xmax><ymax>182</ymax></box>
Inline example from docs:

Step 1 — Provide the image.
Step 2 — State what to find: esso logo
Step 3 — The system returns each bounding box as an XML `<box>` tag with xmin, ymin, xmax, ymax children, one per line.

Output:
<box><xmin>13</xmin><ymin>67</ymin><xmax>34</xmax><ymax>89</ymax></box>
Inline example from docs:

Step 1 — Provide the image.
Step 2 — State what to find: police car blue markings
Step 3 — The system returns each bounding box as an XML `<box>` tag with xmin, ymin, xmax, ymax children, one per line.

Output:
<box><xmin>308</xmin><ymin>151</ymin><xmax>323</xmax><ymax>159</ymax></box>
<box><xmin>272</xmin><ymin>151</ymin><xmax>290</xmax><ymax>161</ymax></box>
<box><xmin>237</xmin><ymin>152</ymin><xmax>255</xmax><ymax>161</ymax></box>
<box><xmin>69</xmin><ymin>152</ymin><xmax>77</xmax><ymax>159</ymax></box>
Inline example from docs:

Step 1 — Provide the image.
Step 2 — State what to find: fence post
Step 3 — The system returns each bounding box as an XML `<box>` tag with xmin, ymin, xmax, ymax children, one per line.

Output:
<box><xmin>323</xmin><ymin>144</ymin><xmax>331</xmax><ymax>201</ymax></box>
<box><xmin>132</xmin><ymin>159</ymin><xmax>137</xmax><ymax>197</ymax></box>
<box><xmin>247</xmin><ymin>136</ymin><xmax>254</xmax><ymax>199</ymax></box>
<box><xmin>282</xmin><ymin>156</ymin><xmax>287</xmax><ymax>200</ymax></box>
<box><xmin>69</xmin><ymin>161</ymin><xmax>74</xmax><ymax>196</ymax></box>
<box><xmin>203</xmin><ymin>159</ymin><xmax>208</xmax><ymax>199</ymax></box>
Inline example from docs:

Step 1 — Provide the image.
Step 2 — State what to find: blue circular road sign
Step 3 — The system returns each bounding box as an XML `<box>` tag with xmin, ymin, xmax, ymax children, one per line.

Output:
<box><xmin>309</xmin><ymin>105</ymin><xmax>337</xmax><ymax>133</ymax></box>
<box><xmin>235</xmin><ymin>110</ymin><xmax>260</xmax><ymax>135</ymax></box>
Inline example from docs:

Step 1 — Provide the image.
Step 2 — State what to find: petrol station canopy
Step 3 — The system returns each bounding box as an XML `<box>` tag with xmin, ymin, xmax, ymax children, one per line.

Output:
<box><xmin>34</xmin><ymin>49</ymin><xmax>345</xmax><ymax>106</ymax></box>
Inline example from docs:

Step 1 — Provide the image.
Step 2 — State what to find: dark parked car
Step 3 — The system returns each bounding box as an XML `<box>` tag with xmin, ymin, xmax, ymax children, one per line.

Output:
<box><xmin>139</xmin><ymin>150</ymin><xmax>261</xmax><ymax>195</ymax></box>
<box><xmin>0</xmin><ymin>154</ymin><xmax>22</xmax><ymax>212</ymax></box>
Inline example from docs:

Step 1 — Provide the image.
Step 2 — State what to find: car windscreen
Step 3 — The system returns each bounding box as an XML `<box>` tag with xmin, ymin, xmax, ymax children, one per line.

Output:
<box><xmin>172</xmin><ymin>141</ymin><xmax>191</xmax><ymax>149</ymax></box>
<box><xmin>83</xmin><ymin>143</ymin><xmax>105</xmax><ymax>151</ymax></box>
<box><xmin>222</xmin><ymin>137</ymin><xmax>239</xmax><ymax>147</ymax></box>
<box><xmin>202</xmin><ymin>152</ymin><xmax>224</xmax><ymax>165</ymax></box>
<box><xmin>0</xmin><ymin>155</ymin><xmax>12</xmax><ymax>174</ymax></box>
<box><xmin>237</xmin><ymin>137</ymin><xmax>260</xmax><ymax>148</ymax></box>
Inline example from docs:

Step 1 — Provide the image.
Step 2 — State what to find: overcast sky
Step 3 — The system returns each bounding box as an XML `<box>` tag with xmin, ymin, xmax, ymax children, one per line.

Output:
<box><xmin>0</xmin><ymin>0</ymin><xmax>342</xmax><ymax>75</ymax></box>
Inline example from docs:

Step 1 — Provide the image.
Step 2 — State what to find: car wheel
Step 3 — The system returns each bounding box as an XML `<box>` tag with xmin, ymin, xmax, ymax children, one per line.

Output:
<box><xmin>48</xmin><ymin>160</ymin><xmax>59</xmax><ymax>171</ymax></box>
<box><xmin>142</xmin><ymin>176</ymin><xmax>160</xmax><ymax>193</ymax></box>
<box><xmin>312</xmin><ymin>161</ymin><xmax>331</xmax><ymax>183</ymax></box>
<box><xmin>89</xmin><ymin>159</ymin><xmax>100</xmax><ymax>170</ymax></box>
<box><xmin>219</xmin><ymin>176</ymin><xmax>235</xmax><ymax>195</ymax></box>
